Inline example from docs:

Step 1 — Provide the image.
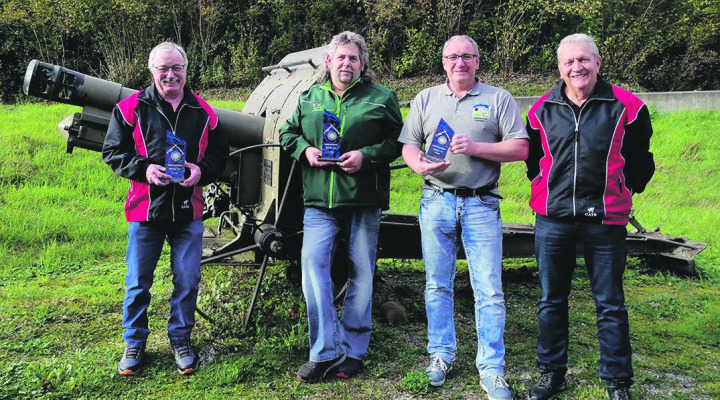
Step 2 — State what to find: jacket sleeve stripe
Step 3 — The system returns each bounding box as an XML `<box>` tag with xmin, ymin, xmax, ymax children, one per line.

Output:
<box><xmin>528</xmin><ymin>115</ymin><xmax>553</xmax><ymax>216</ymax></box>
<box><xmin>527</xmin><ymin>91</ymin><xmax>551</xmax><ymax>130</ymax></box>
<box><xmin>197</xmin><ymin>118</ymin><xmax>210</xmax><ymax>162</ymax></box>
<box><xmin>601</xmin><ymin>107</ymin><xmax>631</xmax><ymax>225</ymax></box>
<box><xmin>612</xmin><ymin>85</ymin><xmax>645</xmax><ymax>123</ymax></box>
<box><xmin>132</xmin><ymin>113</ymin><xmax>148</xmax><ymax>157</ymax></box>
<box><xmin>118</xmin><ymin>91</ymin><xmax>142</xmax><ymax>125</ymax></box>
<box><xmin>193</xmin><ymin>94</ymin><xmax>218</xmax><ymax>129</ymax></box>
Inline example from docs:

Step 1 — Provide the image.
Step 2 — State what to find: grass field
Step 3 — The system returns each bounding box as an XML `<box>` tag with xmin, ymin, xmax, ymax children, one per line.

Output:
<box><xmin>1</xmin><ymin>103</ymin><xmax>719</xmax><ymax>399</ymax></box>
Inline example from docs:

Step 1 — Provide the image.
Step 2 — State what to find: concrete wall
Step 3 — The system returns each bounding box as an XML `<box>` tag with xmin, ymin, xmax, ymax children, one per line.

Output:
<box><xmin>516</xmin><ymin>90</ymin><xmax>720</xmax><ymax>113</ymax></box>
<box><xmin>401</xmin><ymin>91</ymin><xmax>720</xmax><ymax>113</ymax></box>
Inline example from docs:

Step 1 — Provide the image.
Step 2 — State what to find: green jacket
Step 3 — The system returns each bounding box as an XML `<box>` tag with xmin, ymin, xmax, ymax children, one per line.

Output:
<box><xmin>279</xmin><ymin>78</ymin><xmax>403</xmax><ymax>210</ymax></box>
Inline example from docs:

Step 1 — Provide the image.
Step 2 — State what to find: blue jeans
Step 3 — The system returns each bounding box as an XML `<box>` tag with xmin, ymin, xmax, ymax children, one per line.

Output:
<box><xmin>419</xmin><ymin>187</ymin><xmax>506</xmax><ymax>377</ymax></box>
<box><xmin>301</xmin><ymin>207</ymin><xmax>381</xmax><ymax>362</ymax></box>
<box><xmin>534</xmin><ymin>214</ymin><xmax>632</xmax><ymax>380</ymax></box>
<box><xmin>122</xmin><ymin>219</ymin><xmax>203</xmax><ymax>346</ymax></box>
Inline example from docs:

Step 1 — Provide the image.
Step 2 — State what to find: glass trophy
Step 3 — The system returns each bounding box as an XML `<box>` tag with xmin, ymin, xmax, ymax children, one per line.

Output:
<box><xmin>318</xmin><ymin>110</ymin><xmax>342</xmax><ymax>162</ymax></box>
<box><xmin>165</xmin><ymin>130</ymin><xmax>186</xmax><ymax>183</ymax></box>
<box><xmin>425</xmin><ymin>118</ymin><xmax>455</xmax><ymax>163</ymax></box>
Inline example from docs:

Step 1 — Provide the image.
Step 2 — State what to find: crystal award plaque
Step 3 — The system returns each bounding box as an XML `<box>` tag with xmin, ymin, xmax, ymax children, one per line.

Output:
<box><xmin>425</xmin><ymin>118</ymin><xmax>455</xmax><ymax>163</ymax></box>
<box><xmin>165</xmin><ymin>130</ymin><xmax>186</xmax><ymax>183</ymax></box>
<box><xmin>318</xmin><ymin>109</ymin><xmax>342</xmax><ymax>162</ymax></box>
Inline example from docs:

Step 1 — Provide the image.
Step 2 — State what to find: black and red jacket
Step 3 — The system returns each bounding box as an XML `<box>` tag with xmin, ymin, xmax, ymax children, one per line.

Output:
<box><xmin>525</xmin><ymin>79</ymin><xmax>654</xmax><ymax>225</ymax></box>
<box><xmin>103</xmin><ymin>84</ymin><xmax>228</xmax><ymax>222</ymax></box>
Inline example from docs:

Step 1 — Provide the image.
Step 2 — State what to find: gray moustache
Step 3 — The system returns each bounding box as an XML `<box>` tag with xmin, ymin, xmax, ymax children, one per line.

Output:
<box><xmin>162</xmin><ymin>77</ymin><xmax>180</xmax><ymax>84</ymax></box>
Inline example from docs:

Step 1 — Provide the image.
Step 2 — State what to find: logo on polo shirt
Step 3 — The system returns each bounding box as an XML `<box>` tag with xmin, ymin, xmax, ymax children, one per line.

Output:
<box><xmin>472</xmin><ymin>103</ymin><xmax>490</xmax><ymax>121</ymax></box>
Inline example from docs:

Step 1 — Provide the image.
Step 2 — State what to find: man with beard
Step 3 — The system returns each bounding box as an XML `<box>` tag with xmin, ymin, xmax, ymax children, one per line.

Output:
<box><xmin>103</xmin><ymin>41</ymin><xmax>228</xmax><ymax>376</ymax></box>
<box><xmin>279</xmin><ymin>31</ymin><xmax>403</xmax><ymax>383</ymax></box>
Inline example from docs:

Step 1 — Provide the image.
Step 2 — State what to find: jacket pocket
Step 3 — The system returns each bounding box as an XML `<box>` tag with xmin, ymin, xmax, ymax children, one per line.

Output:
<box><xmin>534</xmin><ymin>171</ymin><xmax>543</xmax><ymax>186</ymax></box>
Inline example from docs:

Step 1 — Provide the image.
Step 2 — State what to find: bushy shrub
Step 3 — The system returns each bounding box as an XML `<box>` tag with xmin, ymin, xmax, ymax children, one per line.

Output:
<box><xmin>392</xmin><ymin>28</ymin><xmax>439</xmax><ymax>78</ymax></box>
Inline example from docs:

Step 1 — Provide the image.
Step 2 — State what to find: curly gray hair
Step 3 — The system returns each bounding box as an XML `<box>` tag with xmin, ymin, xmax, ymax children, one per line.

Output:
<box><xmin>315</xmin><ymin>31</ymin><xmax>375</xmax><ymax>83</ymax></box>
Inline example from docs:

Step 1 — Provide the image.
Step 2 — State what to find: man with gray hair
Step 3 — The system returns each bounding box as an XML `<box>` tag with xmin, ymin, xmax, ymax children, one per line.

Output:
<box><xmin>400</xmin><ymin>35</ymin><xmax>528</xmax><ymax>399</ymax></box>
<box><xmin>103</xmin><ymin>41</ymin><xmax>228</xmax><ymax>376</ymax></box>
<box><xmin>279</xmin><ymin>31</ymin><xmax>402</xmax><ymax>383</ymax></box>
<box><xmin>525</xmin><ymin>33</ymin><xmax>654</xmax><ymax>400</ymax></box>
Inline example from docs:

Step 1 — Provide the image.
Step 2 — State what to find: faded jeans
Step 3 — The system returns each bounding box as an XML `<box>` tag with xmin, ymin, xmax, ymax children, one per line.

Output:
<box><xmin>419</xmin><ymin>186</ymin><xmax>506</xmax><ymax>377</ymax></box>
<box><xmin>301</xmin><ymin>206</ymin><xmax>381</xmax><ymax>362</ymax></box>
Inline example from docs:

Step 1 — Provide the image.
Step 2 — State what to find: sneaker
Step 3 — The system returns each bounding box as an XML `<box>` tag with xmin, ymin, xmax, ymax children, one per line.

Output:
<box><xmin>528</xmin><ymin>370</ymin><xmax>567</xmax><ymax>400</ymax></box>
<box><xmin>335</xmin><ymin>357</ymin><xmax>362</xmax><ymax>379</ymax></box>
<box><xmin>426</xmin><ymin>355</ymin><xmax>452</xmax><ymax>387</ymax></box>
<box><xmin>117</xmin><ymin>343</ymin><xmax>145</xmax><ymax>376</ymax></box>
<box><xmin>480</xmin><ymin>374</ymin><xmax>512</xmax><ymax>400</ymax></box>
<box><xmin>296</xmin><ymin>354</ymin><xmax>346</xmax><ymax>383</ymax></box>
<box><xmin>605</xmin><ymin>379</ymin><xmax>632</xmax><ymax>400</ymax></box>
<box><xmin>170</xmin><ymin>341</ymin><xmax>198</xmax><ymax>375</ymax></box>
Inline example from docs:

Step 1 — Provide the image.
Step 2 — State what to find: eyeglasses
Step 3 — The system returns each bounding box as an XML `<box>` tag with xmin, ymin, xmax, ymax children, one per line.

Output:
<box><xmin>443</xmin><ymin>54</ymin><xmax>478</xmax><ymax>62</ymax></box>
<box><xmin>153</xmin><ymin>64</ymin><xmax>185</xmax><ymax>73</ymax></box>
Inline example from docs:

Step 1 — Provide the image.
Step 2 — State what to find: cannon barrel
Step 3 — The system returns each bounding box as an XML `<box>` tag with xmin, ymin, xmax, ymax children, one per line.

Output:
<box><xmin>19</xmin><ymin>52</ymin><xmax>708</xmax><ymax>329</ymax></box>
<box><xmin>23</xmin><ymin>60</ymin><xmax>265</xmax><ymax>151</ymax></box>
<box><xmin>20</xmin><ymin>55</ymin><xmax>707</xmax><ymax>279</ymax></box>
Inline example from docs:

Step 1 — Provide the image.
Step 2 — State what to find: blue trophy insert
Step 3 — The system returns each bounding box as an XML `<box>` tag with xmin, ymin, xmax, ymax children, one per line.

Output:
<box><xmin>318</xmin><ymin>109</ymin><xmax>342</xmax><ymax>162</ymax></box>
<box><xmin>165</xmin><ymin>130</ymin><xmax>186</xmax><ymax>183</ymax></box>
<box><xmin>425</xmin><ymin>118</ymin><xmax>455</xmax><ymax>163</ymax></box>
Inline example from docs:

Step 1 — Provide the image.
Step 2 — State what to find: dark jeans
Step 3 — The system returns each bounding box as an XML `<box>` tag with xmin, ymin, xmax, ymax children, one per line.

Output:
<box><xmin>534</xmin><ymin>214</ymin><xmax>633</xmax><ymax>380</ymax></box>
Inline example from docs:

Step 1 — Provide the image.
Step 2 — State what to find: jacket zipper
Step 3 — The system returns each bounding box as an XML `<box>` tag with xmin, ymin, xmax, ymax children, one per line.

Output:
<box><xmin>140</xmin><ymin>98</ymin><xmax>191</xmax><ymax>221</ymax></box>
<box><xmin>325</xmin><ymin>80</ymin><xmax>359</xmax><ymax>208</ymax></box>
<box><xmin>560</xmin><ymin>100</ymin><xmax>591</xmax><ymax>217</ymax></box>
<box><xmin>545</xmin><ymin>91</ymin><xmax>614</xmax><ymax>218</ymax></box>
<box><xmin>328</xmin><ymin>94</ymin><xmax>342</xmax><ymax>208</ymax></box>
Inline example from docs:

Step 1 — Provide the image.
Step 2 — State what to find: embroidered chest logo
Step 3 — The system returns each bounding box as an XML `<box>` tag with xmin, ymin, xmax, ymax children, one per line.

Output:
<box><xmin>472</xmin><ymin>104</ymin><xmax>490</xmax><ymax>121</ymax></box>
<box><xmin>585</xmin><ymin>207</ymin><xmax>597</xmax><ymax>217</ymax></box>
<box><xmin>312</xmin><ymin>102</ymin><xmax>324</xmax><ymax>112</ymax></box>
<box><xmin>182</xmin><ymin>200</ymin><xmax>191</xmax><ymax>209</ymax></box>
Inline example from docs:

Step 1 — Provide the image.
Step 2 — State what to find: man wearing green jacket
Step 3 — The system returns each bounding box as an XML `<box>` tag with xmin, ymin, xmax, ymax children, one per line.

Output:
<box><xmin>279</xmin><ymin>31</ymin><xmax>403</xmax><ymax>383</ymax></box>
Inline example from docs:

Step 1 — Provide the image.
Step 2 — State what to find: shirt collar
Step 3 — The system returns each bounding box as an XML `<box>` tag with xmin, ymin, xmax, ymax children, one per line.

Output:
<box><xmin>320</xmin><ymin>77</ymin><xmax>364</xmax><ymax>94</ymax></box>
<box><xmin>548</xmin><ymin>76</ymin><xmax>614</xmax><ymax>104</ymax></box>
<box><xmin>442</xmin><ymin>78</ymin><xmax>482</xmax><ymax>97</ymax></box>
<box><xmin>141</xmin><ymin>84</ymin><xmax>198</xmax><ymax>108</ymax></box>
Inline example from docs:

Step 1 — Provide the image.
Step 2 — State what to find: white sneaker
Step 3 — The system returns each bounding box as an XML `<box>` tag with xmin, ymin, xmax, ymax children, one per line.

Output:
<box><xmin>480</xmin><ymin>374</ymin><xmax>512</xmax><ymax>400</ymax></box>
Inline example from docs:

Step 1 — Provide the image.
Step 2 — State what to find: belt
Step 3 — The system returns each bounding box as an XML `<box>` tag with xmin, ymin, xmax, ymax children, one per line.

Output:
<box><xmin>424</xmin><ymin>181</ymin><xmax>503</xmax><ymax>199</ymax></box>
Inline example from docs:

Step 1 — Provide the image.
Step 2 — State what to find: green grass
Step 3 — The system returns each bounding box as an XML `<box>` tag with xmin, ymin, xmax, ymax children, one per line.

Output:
<box><xmin>1</xmin><ymin>104</ymin><xmax>719</xmax><ymax>399</ymax></box>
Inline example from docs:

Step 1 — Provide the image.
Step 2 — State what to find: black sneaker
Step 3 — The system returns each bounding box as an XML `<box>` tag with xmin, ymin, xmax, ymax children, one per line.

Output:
<box><xmin>296</xmin><ymin>354</ymin><xmax>346</xmax><ymax>383</ymax></box>
<box><xmin>335</xmin><ymin>357</ymin><xmax>362</xmax><ymax>379</ymax></box>
<box><xmin>528</xmin><ymin>370</ymin><xmax>567</xmax><ymax>400</ymax></box>
<box><xmin>170</xmin><ymin>341</ymin><xmax>198</xmax><ymax>375</ymax></box>
<box><xmin>118</xmin><ymin>343</ymin><xmax>145</xmax><ymax>376</ymax></box>
<box><xmin>605</xmin><ymin>379</ymin><xmax>632</xmax><ymax>400</ymax></box>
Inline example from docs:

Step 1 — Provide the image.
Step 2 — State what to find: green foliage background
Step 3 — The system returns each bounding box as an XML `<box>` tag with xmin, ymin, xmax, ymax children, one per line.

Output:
<box><xmin>2</xmin><ymin>0</ymin><xmax>720</xmax><ymax>102</ymax></box>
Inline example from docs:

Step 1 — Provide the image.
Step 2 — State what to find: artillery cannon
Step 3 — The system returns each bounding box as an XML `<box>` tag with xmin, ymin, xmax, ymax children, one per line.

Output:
<box><xmin>23</xmin><ymin>51</ymin><xmax>706</xmax><ymax>326</ymax></box>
